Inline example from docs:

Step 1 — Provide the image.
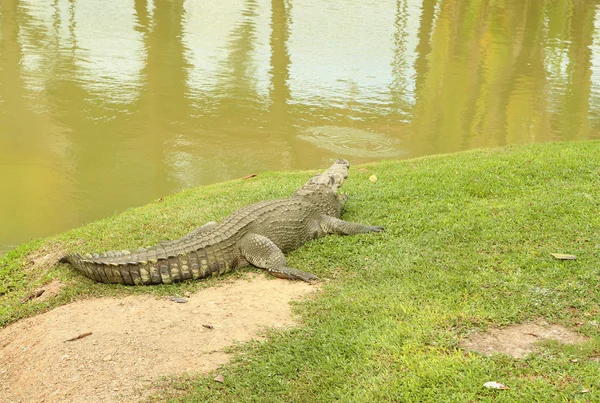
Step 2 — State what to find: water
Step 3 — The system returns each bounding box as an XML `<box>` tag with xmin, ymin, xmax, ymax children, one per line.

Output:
<box><xmin>1</xmin><ymin>0</ymin><xmax>599</xmax><ymax>253</ymax></box>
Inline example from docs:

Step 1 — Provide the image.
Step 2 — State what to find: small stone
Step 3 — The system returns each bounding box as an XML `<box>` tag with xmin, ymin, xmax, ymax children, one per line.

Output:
<box><xmin>214</xmin><ymin>374</ymin><xmax>224</xmax><ymax>383</ymax></box>
<box><xmin>103</xmin><ymin>355</ymin><xmax>112</xmax><ymax>362</ymax></box>
<box><xmin>169</xmin><ymin>297</ymin><xmax>188</xmax><ymax>303</ymax></box>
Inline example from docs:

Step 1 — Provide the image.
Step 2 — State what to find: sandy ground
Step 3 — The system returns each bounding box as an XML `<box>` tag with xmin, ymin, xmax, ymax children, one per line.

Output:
<box><xmin>0</xmin><ymin>274</ymin><xmax>317</xmax><ymax>402</ymax></box>
<box><xmin>460</xmin><ymin>320</ymin><xmax>589</xmax><ymax>358</ymax></box>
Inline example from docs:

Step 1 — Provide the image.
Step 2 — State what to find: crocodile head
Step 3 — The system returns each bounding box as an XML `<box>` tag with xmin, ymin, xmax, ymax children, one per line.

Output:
<box><xmin>294</xmin><ymin>159</ymin><xmax>349</xmax><ymax>194</ymax></box>
<box><xmin>292</xmin><ymin>159</ymin><xmax>350</xmax><ymax>218</ymax></box>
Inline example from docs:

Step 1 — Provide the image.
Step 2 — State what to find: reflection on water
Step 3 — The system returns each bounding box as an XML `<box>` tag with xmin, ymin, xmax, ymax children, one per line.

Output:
<box><xmin>1</xmin><ymin>0</ymin><xmax>600</xmax><ymax>251</ymax></box>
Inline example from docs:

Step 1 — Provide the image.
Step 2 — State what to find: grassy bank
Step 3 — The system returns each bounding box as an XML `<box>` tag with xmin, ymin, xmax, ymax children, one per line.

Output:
<box><xmin>2</xmin><ymin>141</ymin><xmax>600</xmax><ymax>401</ymax></box>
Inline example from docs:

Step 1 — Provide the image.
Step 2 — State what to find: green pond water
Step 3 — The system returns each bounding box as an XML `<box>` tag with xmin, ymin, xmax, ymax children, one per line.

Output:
<box><xmin>1</xmin><ymin>0</ymin><xmax>599</xmax><ymax>253</ymax></box>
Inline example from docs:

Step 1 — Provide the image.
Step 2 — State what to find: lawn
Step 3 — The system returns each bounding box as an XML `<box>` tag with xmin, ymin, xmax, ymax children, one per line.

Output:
<box><xmin>1</xmin><ymin>141</ymin><xmax>599</xmax><ymax>402</ymax></box>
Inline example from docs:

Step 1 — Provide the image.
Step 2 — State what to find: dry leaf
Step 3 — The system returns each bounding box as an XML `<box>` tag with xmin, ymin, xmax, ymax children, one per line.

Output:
<box><xmin>242</xmin><ymin>174</ymin><xmax>257</xmax><ymax>180</ymax></box>
<box><xmin>550</xmin><ymin>253</ymin><xmax>577</xmax><ymax>260</ymax></box>
<box><xmin>483</xmin><ymin>381</ymin><xmax>509</xmax><ymax>390</ymax></box>
<box><xmin>214</xmin><ymin>374</ymin><xmax>224</xmax><ymax>383</ymax></box>
<box><xmin>369</xmin><ymin>175</ymin><xmax>377</xmax><ymax>183</ymax></box>
<box><xmin>64</xmin><ymin>332</ymin><xmax>93</xmax><ymax>342</ymax></box>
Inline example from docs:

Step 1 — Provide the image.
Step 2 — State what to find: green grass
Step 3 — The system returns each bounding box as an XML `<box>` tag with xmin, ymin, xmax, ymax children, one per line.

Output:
<box><xmin>2</xmin><ymin>141</ymin><xmax>600</xmax><ymax>402</ymax></box>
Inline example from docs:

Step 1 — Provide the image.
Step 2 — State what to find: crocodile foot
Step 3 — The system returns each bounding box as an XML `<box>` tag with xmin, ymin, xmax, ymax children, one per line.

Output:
<box><xmin>268</xmin><ymin>267</ymin><xmax>319</xmax><ymax>283</ymax></box>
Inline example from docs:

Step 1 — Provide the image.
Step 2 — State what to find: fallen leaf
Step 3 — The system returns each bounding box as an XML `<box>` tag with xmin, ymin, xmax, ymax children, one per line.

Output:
<box><xmin>483</xmin><ymin>381</ymin><xmax>509</xmax><ymax>390</ymax></box>
<box><xmin>203</xmin><ymin>324</ymin><xmax>214</xmax><ymax>330</ymax></box>
<box><xmin>214</xmin><ymin>374</ymin><xmax>224</xmax><ymax>383</ymax></box>
<box><xmin>64</xmin><ymin>332</ymin><xmax>92</xmax><ymax>342</ymax></box>
<box><xmin>369</xmin><ymin>175</ymin><xmax>377</xmax><ymax>183</ymax></box>
<box><xmin>242</xmin><ymin>174</ymin><xmax>257</xmax><ymax>180</ymax></box>
<box><xmin>169</xmin><ymin>297</ymin><xmax>188</xmax><ymax>303</ymax></box>
<box><xmin>550</xmin><ymin>253</ymin><xmax>577</xmax><ymax>260</ymax></box>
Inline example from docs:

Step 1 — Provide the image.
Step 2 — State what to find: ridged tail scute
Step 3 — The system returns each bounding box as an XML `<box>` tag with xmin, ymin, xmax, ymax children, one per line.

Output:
<box><xmin>61</xmin><ymin>252</ymin><xmax>155</xmax><ymax>286</ymax></box>
<box><xmin>60</xmin><ymin>253</ymin><xmax>137</xmax><ymax>285</ymax></box>
<box><xmin>60</xmin><ymin>244</ymin><xmax>222</xmax><ymax>286</ymax></box>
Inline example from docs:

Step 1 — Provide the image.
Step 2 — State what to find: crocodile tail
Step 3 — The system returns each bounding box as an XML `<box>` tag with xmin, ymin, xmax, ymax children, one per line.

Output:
<box><xmin>60</xmin><ymin>253</ymin><xmax>146</xmax><ymax>285</ymax></box>
<box><xmin>60</xmin><ymin>243</ymin><xmax>221</xmax><ymax>286</ymax></box>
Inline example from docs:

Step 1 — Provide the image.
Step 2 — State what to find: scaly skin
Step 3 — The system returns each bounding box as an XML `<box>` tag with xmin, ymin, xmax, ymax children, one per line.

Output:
<box><xmin>61</xmin><ymin>159</ymin><xmax>383</xmax><ymax>284</ymax></box>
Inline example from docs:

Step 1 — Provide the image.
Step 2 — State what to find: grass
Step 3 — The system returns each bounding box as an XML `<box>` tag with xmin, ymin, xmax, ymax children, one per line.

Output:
<box><xmin>2</xmin><ymin>141</ymin><xmax>600</xmax><ymax>402</ymax></box>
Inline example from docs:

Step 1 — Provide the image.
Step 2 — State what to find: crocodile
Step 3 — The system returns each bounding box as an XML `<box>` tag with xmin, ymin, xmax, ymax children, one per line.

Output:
<box><xmin>61</xmin><ymin>159</ymin><xmax>383</xmax><ymax>285</ymax></box>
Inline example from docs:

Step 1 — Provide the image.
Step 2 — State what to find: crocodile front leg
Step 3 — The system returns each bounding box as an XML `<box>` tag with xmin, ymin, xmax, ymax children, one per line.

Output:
<box><xmin>239</xmin><ymin>233</ymin><xmax>318</xmax><ymax>282</ymax></box>
<box><xmin>319</xmin><ymin>216</ymin><xmax>384</xmax><ymax>235</ymax></box>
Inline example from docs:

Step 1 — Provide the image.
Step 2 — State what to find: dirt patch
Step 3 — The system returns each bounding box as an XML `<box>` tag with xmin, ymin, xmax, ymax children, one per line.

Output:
<box><xmin>35</xmin><ymin>279</ymin><xmax>65</xmax><ymax>301</ymax></box>
<box><xmin>23</xmin><ymin>242</ymin><xmax>70</xmax><ymax>273</ymax></box>
<box><xmin>23</xmin><ymin>279</ymin><xmax>65</xmax><ymax>302</ymax></box>
<box><xmin>460</xmin><ymin>320</ymin><xmax>589</xmax><ymax>358</ymax></box>
<box><xmin>0</xmin><ymin>274</ymin><xmax>317</xmax><ymax>402</ymax></box>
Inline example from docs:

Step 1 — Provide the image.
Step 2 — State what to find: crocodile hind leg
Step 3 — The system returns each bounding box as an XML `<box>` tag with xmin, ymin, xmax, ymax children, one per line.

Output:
<box><xmin>239</xmin><ymin>233</ymin><xmax>318</xmax><ymax>282</ymax></box>
<box><xmin>319</xmin><ymin>216</ymin><xmax>384</xmax><ymax>235</ymax></box>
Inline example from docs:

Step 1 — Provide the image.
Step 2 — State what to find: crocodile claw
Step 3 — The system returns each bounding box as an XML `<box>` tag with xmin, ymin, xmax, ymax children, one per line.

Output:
<box><xmin>296</xmin><ymin>272</ymin><xmax>319</xmax><ymax>283</ymax></box>
<box><xmin>269</xmin><ymin>267</ymin><xmax>319</xmax><ymax>283</ymax></box>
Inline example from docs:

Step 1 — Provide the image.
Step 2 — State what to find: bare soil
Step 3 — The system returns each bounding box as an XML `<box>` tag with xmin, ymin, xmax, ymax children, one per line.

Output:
<box><xmin>24</xmin><ymin>242</ymin><xmax>70</xmax><ymax>274</ymax></box>
<box><xmin>0</xmin><ymin>274</ymin><xmax>317</xmax><ymax>402</ymax></box>
<box><xmin>460</xmin><ymin>320</ymin><xmax>589</xmax><ymax>358</ymax></box>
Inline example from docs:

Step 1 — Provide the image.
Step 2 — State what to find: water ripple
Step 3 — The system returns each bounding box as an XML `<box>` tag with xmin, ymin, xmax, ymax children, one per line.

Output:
<box><xmin>298</xmin><ymin>126</ymin><xmax>405</xmax><ymax>158</ymax></box>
